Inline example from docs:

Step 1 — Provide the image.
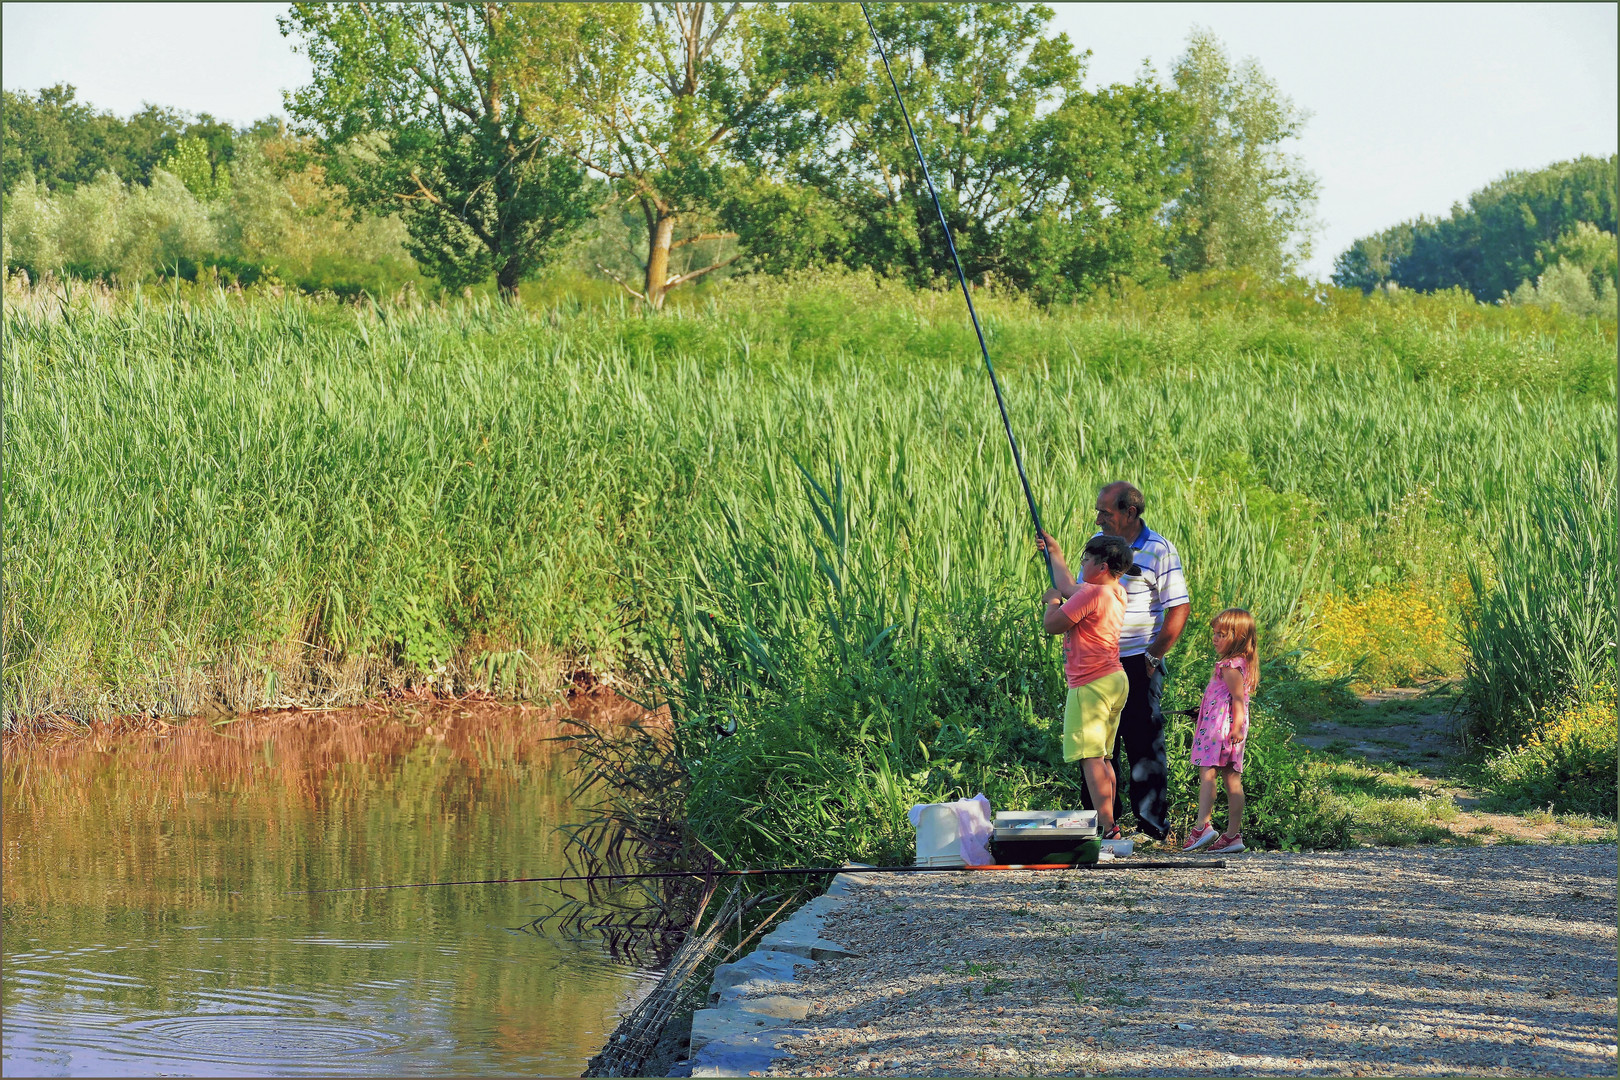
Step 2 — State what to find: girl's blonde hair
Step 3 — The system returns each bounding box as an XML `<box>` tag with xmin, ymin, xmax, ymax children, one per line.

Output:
<box><xmin>1211</xmin><ymin>608</ymin><xmax>1259</xmax><ymax>694</ymax></box>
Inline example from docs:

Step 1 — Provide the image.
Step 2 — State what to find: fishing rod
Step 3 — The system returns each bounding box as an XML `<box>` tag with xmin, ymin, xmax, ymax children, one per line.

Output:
<box><xmin>309</xmin><ymin>24</ymin><xmax>1214</xmax><ymax>907</ymax></box>
<box><xmin>304</xmin><ymin>859</ymin><xmax>1226</xmax><ymax>895</ymax></box>
<box><xmin>860</xmin><ymin>2</ymin><xmax>1056</xmax><ymax>588</ymax></box>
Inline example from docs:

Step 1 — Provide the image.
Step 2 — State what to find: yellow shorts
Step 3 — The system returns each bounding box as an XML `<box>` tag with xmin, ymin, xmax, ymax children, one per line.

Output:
<box><xmin>1062</xmin><ymin>671</ymin><xmax>1129</xmax><ymax>762</ymax></box>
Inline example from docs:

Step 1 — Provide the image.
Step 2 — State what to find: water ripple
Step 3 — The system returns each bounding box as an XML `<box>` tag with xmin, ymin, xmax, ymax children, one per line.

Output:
<box><xmin>128</xmin><ymin>1014</ymin><xmax>414</xmax><ymax>1059</ymax></box>
<box><xmin>61</xmin><ymin>967</ymin><xmax>147</xmax><ymax>987</ymax></box>
<box><xmin>282</xmin><ymin>937</ymin><xmax>394</xmax><ymax>949</ymax></box>
<box><xmin>4</xmin><ymin>1005</ymin><xmax>431</xmax><ymax>1077</ymax></box>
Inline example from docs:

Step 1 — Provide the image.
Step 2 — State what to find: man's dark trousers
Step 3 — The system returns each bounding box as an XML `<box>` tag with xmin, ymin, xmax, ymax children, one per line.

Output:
<box><xmin>1082</xmin><ymin>653</ymin><xmax>1169</xmax><ymax>839</ymax></box>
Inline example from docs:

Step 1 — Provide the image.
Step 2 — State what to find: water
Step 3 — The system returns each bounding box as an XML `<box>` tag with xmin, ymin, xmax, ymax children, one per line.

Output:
<box><xmin>2</xmin><ymin>699</ymin><xmax>656</xmax><ymax>1076</ymax></box>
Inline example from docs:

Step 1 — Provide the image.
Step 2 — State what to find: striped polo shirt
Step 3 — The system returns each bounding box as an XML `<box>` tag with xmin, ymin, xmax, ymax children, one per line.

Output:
<box><xmin>1094</xmin><ymin>524</ymin><xmax>1190</xmax><ymax>657</ymax></box>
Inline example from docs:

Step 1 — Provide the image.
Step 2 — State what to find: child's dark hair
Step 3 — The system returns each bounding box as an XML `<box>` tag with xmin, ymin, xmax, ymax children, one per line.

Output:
<box><xmin>1084</xmin><ymin>534</ymin><xmax>1134</xmax><ymax>575</ymax></box>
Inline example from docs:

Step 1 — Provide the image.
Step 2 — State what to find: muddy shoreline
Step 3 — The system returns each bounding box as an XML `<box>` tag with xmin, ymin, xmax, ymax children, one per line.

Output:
<box><xmin>1</xmin><ymin>685</ymin><xmax>662</xmax><ymax>746</ymax></box>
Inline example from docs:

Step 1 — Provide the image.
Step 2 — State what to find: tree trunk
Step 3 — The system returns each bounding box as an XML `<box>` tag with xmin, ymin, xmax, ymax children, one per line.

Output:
<box><xmin>644</xmin><ymin>211</ymin><xmax>676</xmax><ymax>310</ymax></box>
<box><xmin>497</xmin><ymin>258</ymin><xmax>522</xmax><ymax>302</ymax></box>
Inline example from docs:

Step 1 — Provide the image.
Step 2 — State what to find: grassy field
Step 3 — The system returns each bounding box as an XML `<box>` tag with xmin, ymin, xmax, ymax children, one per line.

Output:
<box><xmin>5</xmin><ymin>268</ymin><xmax>1614</xmax><ymax>848</ymax></box>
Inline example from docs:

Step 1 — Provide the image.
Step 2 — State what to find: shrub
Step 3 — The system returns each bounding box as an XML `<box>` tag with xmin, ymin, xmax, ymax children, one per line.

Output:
<box><xmin>117</xmin><ymin>170</ymin><xmax>219</xmax><ymax>282</ymax></box>
<box><xmin>1</xmin><ymin>142</ymin><xmax>422</xmax><ymax>296</ymax></box>
<box><xmin>1</xmin><ymin>174</ymin><xmax>62</xmax><ymax>278</ymax></box>
<box><xmin>54</xmin><ymin>170</ymin><xmax>133</xmax><ymax>280</ymax></box>
<box><xmin>1478</xmin><ymin>683</ymin><xmax>1618</xmax><ymax>818</ymax></box>
<box><xmin>1307</xmin><ymin>585</ymin><xmax>1459</xmax><ymax>689</ymax></box>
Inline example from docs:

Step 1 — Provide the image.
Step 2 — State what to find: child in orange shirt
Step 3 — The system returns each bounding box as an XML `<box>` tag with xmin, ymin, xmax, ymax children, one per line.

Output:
<box><xmin>1037</xmin><ymin>532</ymin><xmax>1135</xmax><ymax>839</ymax></box>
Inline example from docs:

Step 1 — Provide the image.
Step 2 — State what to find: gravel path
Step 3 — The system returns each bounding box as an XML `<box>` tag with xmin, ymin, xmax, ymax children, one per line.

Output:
<box><xmin>759</xmin><ymin>845</ymin><xmax>1617</xmax><ymax>1077</ymax></box>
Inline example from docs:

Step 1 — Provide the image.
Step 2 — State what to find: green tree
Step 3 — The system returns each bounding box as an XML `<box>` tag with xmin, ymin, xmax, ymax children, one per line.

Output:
<box><xmin>2</xmin><ymin>85</ymin><xmax>189</xmax><ymax>194</ymax></box>
<box><xmin>731</xmin><ymin>2</ymin><xmax>1076</xmax><ymax>287</ymax></box>
<box><xmin>1</xmin><ymin>121</ymin><xmax>421</xmax><ymax>293</ymax></box>
<box><xmin>511</xmin><ymin>2</ymin><xmax>862</xmax><ymax>309</ymax></box>
<box><xmin>1329</xmin><ymin>220</ymin><xmax>1416</xmax><ymax>294</ymax></box>
<box><xmin>722</xmin><ymin>3</ymin><xmax>1190</xmax><ymax>301</ymax></box>
<box><xmin>281</xmin><ymin>3</ymin><xmax>595</xmax><ymax>298</ymax></box>
<box><xmin>1335</xmin><ymin>156</ymin><xmax>1617</xmax><ymax>300</ymax></box>
<box><xmin>1540</xmin><ymin>219</ymin><xmax>1620</xmax><ymax>285</ymax></box>
<box><xmin>998</xmin><ymin>73</ymin><xmax>1192</xmax><ymax>298</ymax></box>
<box><xmin>180</xmin><ymin>114</ymin><xmax>240</xmax><ymax>175</ymax></box>
<box><xmin>161</xmin><ymin>136</ymin><xmax>230</xmax><ymax>201</ymax></box>
<box><xmin>1168</xmin><ymin>29</ymin><xmax>1317</xmax><ymax>278</ymax></box>
<box><xmin>2</xmin><ymin>174</ymin><xmax>62</xmax><ymax>277</ymax></box>
<box><xmin>217</xmin><ymin>133</ymin><xmax>422</xmax><ymax>295</ymax></box>
<box><xmin>3</xmin><ymin>166</ymin><xmax>219</xmax><ymax>285</ymax></box>
<box><xmin>1507</xmin><ymin>221</ymin><xmax>1619</xmax><ymax>318</ymax></box>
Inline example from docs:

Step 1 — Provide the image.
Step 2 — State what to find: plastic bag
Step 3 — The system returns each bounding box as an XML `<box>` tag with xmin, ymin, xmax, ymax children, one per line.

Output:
<box><xmin>908</xmin><ymin>793</ymin><xmax>994</xmax><ymax>865</ymax></box>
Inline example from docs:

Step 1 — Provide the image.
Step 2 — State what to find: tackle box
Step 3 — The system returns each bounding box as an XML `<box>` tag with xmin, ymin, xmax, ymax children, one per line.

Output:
<box><xmin>990</xmin><ymin>810</ymin><xmax>1101</xmax><ymax>864</ymax></box>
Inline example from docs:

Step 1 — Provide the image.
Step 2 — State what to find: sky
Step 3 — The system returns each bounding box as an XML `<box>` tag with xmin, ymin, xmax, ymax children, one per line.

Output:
<box><xmin>3</xmin><ymin>2</ymin><xmax>1615</xmax><ymax>282</ymax></box>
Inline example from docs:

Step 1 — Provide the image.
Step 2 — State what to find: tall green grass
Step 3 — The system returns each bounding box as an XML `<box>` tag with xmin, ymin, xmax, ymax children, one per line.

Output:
<box><xmin>5</xmin><ymin>270</ymin><xmax>1614</xmax><ymax>793</ymax></box>
<box><xmin>654</xmin><ymin>457</ymin><xmax>1353</xmax><ymax>857</ymax></box>
<box><xmin>1459</xmin><ymin>452</ymin><xmax>1617</xmax><ymax>747</ymax></box>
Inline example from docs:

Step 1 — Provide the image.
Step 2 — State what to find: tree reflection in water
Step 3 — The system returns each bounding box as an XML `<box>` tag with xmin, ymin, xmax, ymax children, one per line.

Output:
<box><xmin>2</xmin><ymin>693</ymin><xmax>657</xmax><ymax>1077</ymax></box>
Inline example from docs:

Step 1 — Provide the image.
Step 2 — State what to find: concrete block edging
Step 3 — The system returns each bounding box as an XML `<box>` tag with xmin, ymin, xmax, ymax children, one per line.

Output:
<box><xmin>685</xmin><ymin>866</ymin><xmax>872</xmax><ymax>1077</ymax></box>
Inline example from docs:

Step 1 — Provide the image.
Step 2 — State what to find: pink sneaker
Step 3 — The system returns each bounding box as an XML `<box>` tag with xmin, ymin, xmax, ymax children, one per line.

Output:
<box><xmin>1181</xmin><ymin>824</ymin><xmax>1216</xmax><ymax>852</ymax></box>
<box><xmin>1208</xmin><ymin>832</ymin><xmax>1246</xmax><ymax>854</ymax></box>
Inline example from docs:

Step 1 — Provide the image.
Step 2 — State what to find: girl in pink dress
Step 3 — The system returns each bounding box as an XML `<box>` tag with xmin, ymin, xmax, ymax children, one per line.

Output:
<box><xmin>1181</xmin><ymin>608</ymin><xmax>1259</xmax><ymax>854</ymax></box>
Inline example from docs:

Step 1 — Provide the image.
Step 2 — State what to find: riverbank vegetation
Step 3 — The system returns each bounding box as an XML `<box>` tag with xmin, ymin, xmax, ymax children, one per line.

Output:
<box><xmin>6</xmin><ymin>269</ymin><xmax>1614</xmax><ymax>848</ymax></box>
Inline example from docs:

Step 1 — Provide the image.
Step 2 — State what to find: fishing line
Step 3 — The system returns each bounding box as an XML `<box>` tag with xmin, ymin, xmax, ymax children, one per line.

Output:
<box><xmin>860</xmin><ymin>1</ymin><xmax>1055</xmax><ymax>586</ymax></box>
<box><xmin>303</xmin><ymin>860</ymin><xmax>1225</xmax><ymax>894</ymax></box>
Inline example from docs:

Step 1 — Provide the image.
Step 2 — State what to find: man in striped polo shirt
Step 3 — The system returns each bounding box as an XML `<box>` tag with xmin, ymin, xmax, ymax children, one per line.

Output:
<box><xmin>1092</xmin><ymin>481</ymin><xmax>1189</xmax><ymax>841</ymax></box>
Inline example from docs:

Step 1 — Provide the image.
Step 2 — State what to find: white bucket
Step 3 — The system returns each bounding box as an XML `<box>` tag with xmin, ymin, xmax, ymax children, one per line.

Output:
<box><xmin>914</xmin><ymin>803</ymin><xmax>965</xmax><ymax>867</ymax></box>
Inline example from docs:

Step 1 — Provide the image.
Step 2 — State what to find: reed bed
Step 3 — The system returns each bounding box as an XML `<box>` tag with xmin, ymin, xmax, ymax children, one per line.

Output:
<box><xmin>5</xmin><ymin>269</ymin><xmax>1614</xmax><ymax>837</ymax></box>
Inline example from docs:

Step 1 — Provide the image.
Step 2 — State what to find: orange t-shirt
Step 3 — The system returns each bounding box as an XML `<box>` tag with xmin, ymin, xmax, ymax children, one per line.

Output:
<box><xmin>1059</xmin><ymin>579</ymin><xmax>1127</xmax><ymax>688</ymax></box>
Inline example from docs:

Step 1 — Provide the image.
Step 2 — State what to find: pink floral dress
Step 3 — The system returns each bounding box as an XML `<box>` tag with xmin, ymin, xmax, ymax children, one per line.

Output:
<box><xmin>1191</xmin><ymin>656</ymin><xmax>1249</xmax><ymax>772</ymax></box>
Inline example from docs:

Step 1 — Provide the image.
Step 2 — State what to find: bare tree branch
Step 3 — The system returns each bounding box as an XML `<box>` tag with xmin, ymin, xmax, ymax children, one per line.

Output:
<box><xmin>440</xmin><ymin>2</ymin><xmax>488</xmax><ymax>116</ymax></box>
<box><xmin>396</xmin><ymin>170</ymin><xmax>445</xmax><ymax>205</ymax></box>
<box><xmin>564</xmin><ymin>145</ymin><xmax>624</xmax><ymax>180</ymax></box>
<box><xmin>700</xmin><ymin>3</ymin><xmax>741</xmax><ymax>62</ymax></box>
<box><xmin>663</xmin><ymin>251</ymin><xmax>742</xmax><ymax>288</ymax></box>
<box><xmin>397</xmin><ymin>11</ymin><xmax>483</xmax><ymax>125</ymax></box>
<box><xmin>597</xmin><ymin>261</ymin><xmax>649</xmax><ymax>301</ymax></box>
<box><xmin>648</xmin><ymin>4</ymin><xmax>684</xmax><ymax>97</ymax></box>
